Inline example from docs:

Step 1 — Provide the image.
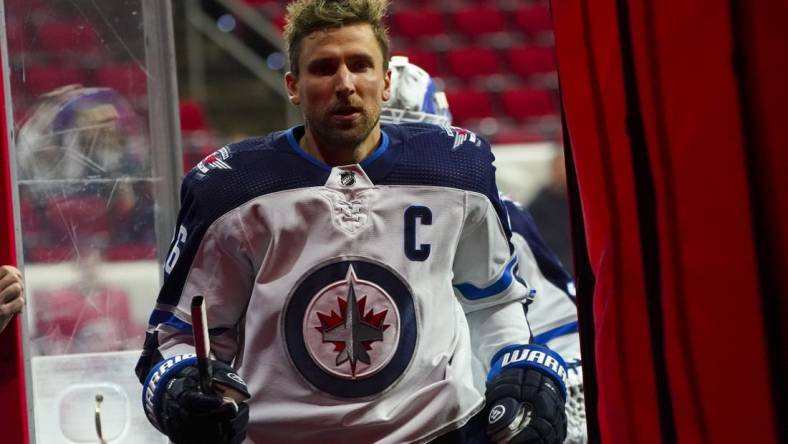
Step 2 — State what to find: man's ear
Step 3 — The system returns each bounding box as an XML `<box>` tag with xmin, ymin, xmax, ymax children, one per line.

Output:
<box><xmin>285</xmin><ymin>72</ymin><xmax>300</xmax><ymax>105</ymax></box>
<box><xmin>382</xmin><ymin>68</ymin><xmax>392</xmax><ymax>102</ymax></box>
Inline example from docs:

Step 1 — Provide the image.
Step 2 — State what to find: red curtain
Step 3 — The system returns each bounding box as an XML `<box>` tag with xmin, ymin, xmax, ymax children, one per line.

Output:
<box><xmin>551</xmin><ymin>0</ymin><xmax>786</xmax><ymax>442</ymax></box>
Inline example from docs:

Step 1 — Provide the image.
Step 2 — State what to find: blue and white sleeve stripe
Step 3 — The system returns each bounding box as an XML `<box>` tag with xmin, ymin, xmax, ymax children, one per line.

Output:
<box><xmin>454</xmin><ymin>255</ymin><xmax>519</xmax><ymax>300</ymax></box>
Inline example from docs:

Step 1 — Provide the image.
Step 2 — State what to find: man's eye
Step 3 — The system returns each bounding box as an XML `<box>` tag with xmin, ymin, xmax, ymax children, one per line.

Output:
<box><xmin>350</xmin><ymin>60</ymin><xmax>372</xmax><ymax>72</ymax></box>
<box><xmin>310</xmin><ymin>62</ymin><xmax>336</xmax><ymax>76</ymax></box>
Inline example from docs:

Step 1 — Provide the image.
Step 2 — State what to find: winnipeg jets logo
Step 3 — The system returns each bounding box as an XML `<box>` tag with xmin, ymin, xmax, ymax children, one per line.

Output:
<box><xmin>284</xmin><ymin>259</ymin><xmax>417</xmax><ymax>397</ymax></box>
<box><xmin>303</xmin><ymin>265</ymin><xmax>398</xmax><ymax>380</ymax></box>
<box><xmin>196</xmin><ymin>146</ymin><xmax>232</xmax><ymax>174</ymax></box>
<box><xmin>315</xmin><ymin>266</ymin><xmax>390</xmax><ymax>378</ymax></box>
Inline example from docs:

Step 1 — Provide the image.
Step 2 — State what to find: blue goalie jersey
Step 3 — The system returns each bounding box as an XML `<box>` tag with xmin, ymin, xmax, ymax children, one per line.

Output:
<box><xmin>137</xmin><ymin>123</ymin><xmax>533</xmax><ymax>443</ymax></box>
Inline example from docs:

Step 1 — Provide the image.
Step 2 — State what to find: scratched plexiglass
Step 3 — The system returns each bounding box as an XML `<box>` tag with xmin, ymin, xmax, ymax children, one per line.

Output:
<box><xmin>5</xmin><ymin>1</ymin><xmax>168</xmax><ymax>442</ymax></box>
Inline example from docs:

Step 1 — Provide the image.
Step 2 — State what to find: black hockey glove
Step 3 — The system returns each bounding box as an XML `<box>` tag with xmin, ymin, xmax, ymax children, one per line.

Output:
<box><xmin>485</xmin><ymin>344</ymin><xmax>568</xmax><ymax>444</ymax></box>
<box><xmin>143</xmin><ymin>355</ymin><xmax>251</xmax><ymax>444</ymax></box>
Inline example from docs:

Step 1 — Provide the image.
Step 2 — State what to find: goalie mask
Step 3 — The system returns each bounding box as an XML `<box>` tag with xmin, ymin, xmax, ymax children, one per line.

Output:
<box><xmin>16</xmin><ymin>84</ymin><xmax>146</xmax><ymax>181</ymax></box>
<box><xmin>381</xmin><ymin>56</ymin><xmax>451</xmax><ymax>126</ymax></box>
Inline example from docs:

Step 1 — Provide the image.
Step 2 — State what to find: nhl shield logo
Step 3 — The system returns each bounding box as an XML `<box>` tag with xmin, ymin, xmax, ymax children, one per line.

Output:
<box><xmin>340</xmin><ymin>171</ymin><xmax>356</xmax><ymax>187</ymax></box>
<box><xmin>283</xmin><ymin>258</ymin><xmax>417</xmax><ymax>398</ymax></box>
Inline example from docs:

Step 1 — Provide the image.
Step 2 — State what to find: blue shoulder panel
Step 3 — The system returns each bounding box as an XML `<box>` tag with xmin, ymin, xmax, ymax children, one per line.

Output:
<box><xmin>503</xmin><ymin>198</ymin><xmax>576</xmax><ymax>303</ymax></box>
<box><xmin>376</xmin><ymin>123</ymin><xmax>515</xmax><ymax>253</ymax></box>
<box><xmin>137</xmin><ymin>130</ymin><xmax>329</xmax><ymax>383</ymax></box>
<box><xmin>158</xmin><ymin>130</ymin><xmax>329</xmax><ymax>308</ymax></box>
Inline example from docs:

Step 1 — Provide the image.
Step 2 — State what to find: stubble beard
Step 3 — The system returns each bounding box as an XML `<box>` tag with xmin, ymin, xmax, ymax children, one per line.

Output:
<box><xmin>307</xmin><ymin>104</ymin><xmax>380</xmax><ymax>152</ymax></box>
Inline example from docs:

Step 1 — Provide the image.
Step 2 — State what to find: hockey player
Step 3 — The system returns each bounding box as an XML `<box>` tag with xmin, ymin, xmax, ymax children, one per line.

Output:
<box><xmin>381</xmin><ymin>56</ymin><xmax>586</xmax><ymax>444</ymax></box>
<box><xmin>503</xmin><ymin>198</ymin><xmax>585</xmax><ymax>444</ymax></box>
<box><xmin>137</xmin><ymin>0</ymin><xmax>567</xmax><ymax>442</ymax></box>
<box><xmin>16</xmin><ymin>84</ymin><xmax>147</xmax><ymax>183</ymax></box>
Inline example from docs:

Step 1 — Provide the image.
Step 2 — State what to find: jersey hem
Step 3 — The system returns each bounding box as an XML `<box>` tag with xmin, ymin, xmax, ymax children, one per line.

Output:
<box><xmin>412</xmin><ymin>398</ymin><xmax>485</xmax><ymax>444</ymax></box>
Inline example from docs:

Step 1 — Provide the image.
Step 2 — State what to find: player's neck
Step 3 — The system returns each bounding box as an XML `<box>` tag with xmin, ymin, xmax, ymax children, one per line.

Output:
<box><xmin>300</xmin><ymin>127</ymin><xmax>381</xmax><ymax>166</ymax></box>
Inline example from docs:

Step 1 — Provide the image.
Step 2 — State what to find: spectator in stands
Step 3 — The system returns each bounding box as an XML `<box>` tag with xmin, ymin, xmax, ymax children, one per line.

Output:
<box><xmin>31</xmin><ymin>250</ymin><xmax>143</xmax><ymax>355</ymax></box>
<box><xmin>528</xmin><ymin>150</ymin><xmax>574</xmax><ymax>271</ymax></box>
<box><xmin>109</xmin><ymin>180</ymin><xmax>156</xmax><ymax>246</ymax></box>
<box><xmin>0</xmin><ymin>265</ymin><xmax>25</xmax><ymax>334</ymax></box>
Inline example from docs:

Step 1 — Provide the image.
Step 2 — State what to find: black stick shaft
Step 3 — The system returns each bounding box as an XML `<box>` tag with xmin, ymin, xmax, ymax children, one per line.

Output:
<box><xmin>191</xmin><ymin>296</ymin><xmax>213</xmax><ymax>394</ymax></box>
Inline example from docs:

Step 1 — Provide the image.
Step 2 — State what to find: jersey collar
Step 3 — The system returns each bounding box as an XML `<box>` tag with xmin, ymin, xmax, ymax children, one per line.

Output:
<box><xmin>285</xmin><ymin>125</ymin><xmax>391</xmax><ymax>173</ymax></box>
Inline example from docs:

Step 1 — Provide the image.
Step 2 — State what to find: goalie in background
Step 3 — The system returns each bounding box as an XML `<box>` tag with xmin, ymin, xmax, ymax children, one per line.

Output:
<box><xmin>12</xmin><ymin>85</ymin><xmax>151</xmax><ymax>354</ymax></box>
<box><xmin>381</xmin><ymin>55</ymin><xmax>587</xmax><ymax>444</ymax></box>
<box><xmin>15</xmin><ymin>84</ymin><xmax>148</xmax><ymax>182</ymax></box>
<box><xmin>13</xmin><ymin>84</ymin><xmax>155</xmax><ymax>256</ymax></box>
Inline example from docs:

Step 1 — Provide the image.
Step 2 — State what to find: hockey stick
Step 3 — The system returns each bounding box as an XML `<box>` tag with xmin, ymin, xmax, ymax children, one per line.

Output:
<box><xmin>489</xmin><ymin>400</ymin><xmax>534</xmax><ymax>443</ymax></box>
<box><xmin>191</xmin><ymin>295</ymin><xmax>213</xmax><ymax>394</ymax></box>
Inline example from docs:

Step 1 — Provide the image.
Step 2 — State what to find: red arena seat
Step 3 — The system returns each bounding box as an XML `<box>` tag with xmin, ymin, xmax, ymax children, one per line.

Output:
<box><xmin>5</xmin><ymin>18</ymin><xmax>26</xmax><ymax>52</ymax></box>
<box><xmin>45</xmin><ymin>196</ymin><xmax>109</xmax><ymax>239</ymax></box>
<box><xmin>506</xmin><ymin>45</ymin><xmax>557</xmax><ymax>79</ymax></box>
<box><xmin>500</xmin><ymin>87</ymin><xmax>557</xmax><ymax>122</ymax></box>
<box><xmin>390</xmin><ymin>9</ymin><xmax>448</xmax><ymax>40</ymax></box>
<box><xmin>25</xmin><ymin>66</ymin><xmax>86</xmax><ymax>95</ymax></box>
<box><xmin>105</xmin><ymin>244</ymin><xmax>157</xmax><ymax>261</ymax></box>
<box><xmin>19</xmin><ymin>197</ymin><xmax>39</xmax><ymax>232</ymax></box>
<box><xmin>95</xmin><ymin>63</ymin><xmax>149</xmax><ymax>97</ymax></box>
<box><xmin>444</xmin><ymin>88</ymin><xmax>495</xmax><ymax>125</ymax></box>
<box><xmin>452</xmin><ymin>6</ymin><xmax>507</xmax><ymax>39</ymax></box>
<box><xmin>445</xmin><ymin>46</ymin><xmax>501</xmax><ymax>82</ymax></box>
<box><xmin>19</xmin><ymin>196</ymin><xmax>46</xmax><ymax>250</ymax></box>
<box><xmin>26</xmin><ymin>245</ymin><xmax>76</xmax><ymax>263</ymax></box>
<box><xmin>513</xmin><ymin>5</ymin><xmax>553</xmax><ymax>37</ymax></box>
<box><xmin>392</xmin><ymin>49</ymin><xmax>443</xmax><ymax>78</ymax></box>
<box><xmin>37</xmin><ymin>20</ymin><xmax>99</xmax><ymax>53</ymax></box>
<box><xmin>180</xmin><ymin>100</ymin><xmax>210</xmax><ymax>132</ymax></box>
<box><xmin>271</xmin><ymin>12</ymin><xmax>287</xmax><ymax>32</ymax></box>
<box><xmin>3</xmin><ymin>0</ymin><xmax>46</xmax><ymax>10</ymax></box>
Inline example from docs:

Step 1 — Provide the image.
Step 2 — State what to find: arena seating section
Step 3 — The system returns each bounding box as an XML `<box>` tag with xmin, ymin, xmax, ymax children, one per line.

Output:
<box><xmin>5</xmin><ymin>0</ymin><xmax>559</xmax><ymax>263</ymax></box>
<box><xmin>6</xmin><ymin>3</ymin><xmax>156</xmax><ymax>263</ymax></box>
<box><xmin>246</xmin><ymin>0</ymin><xmax>561</xmax><ymax>143</ymax></box>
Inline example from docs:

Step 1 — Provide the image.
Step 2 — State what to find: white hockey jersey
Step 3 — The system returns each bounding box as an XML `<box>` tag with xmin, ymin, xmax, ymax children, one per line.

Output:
<box><xmin>503</xmin><ymin>197</ymin><xmax>581</xmax><ymax>363</ymax></box>
<box><xmin>137</xmin><ymin>123</ymin><xmax>532</xmax><ymax>443</ymax></box>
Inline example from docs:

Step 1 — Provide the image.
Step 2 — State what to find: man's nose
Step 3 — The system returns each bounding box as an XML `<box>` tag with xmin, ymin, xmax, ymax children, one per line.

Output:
<box><xmin>335</xmin><ymin>65</ymin><xmax>355</xmax><ymax>97</ymax></box>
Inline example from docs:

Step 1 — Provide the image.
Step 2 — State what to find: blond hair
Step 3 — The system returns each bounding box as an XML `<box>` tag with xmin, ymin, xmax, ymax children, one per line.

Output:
<box><xmin>284</xmin><ymin>0</ymin><xmax>391</xmax><ymax>77</ymax></box>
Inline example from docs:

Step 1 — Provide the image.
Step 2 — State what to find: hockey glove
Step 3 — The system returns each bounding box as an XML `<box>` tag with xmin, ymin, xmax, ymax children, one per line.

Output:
<box><xmin>485</xmin><ymin>344</ymin><xmax>568</xmax><ymax>444</ymax></box>
<box><xmin>143</xmin><ymin>355</ymin><xmax>251</xmax><ymax>444</ymax></box>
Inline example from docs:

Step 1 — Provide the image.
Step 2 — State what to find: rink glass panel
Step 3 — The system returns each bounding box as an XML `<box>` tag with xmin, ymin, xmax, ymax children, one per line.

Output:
<box><xmin>4</xmin><ymin>1</ymin><xmax>177</xmax><ymax>442</ymax></box>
